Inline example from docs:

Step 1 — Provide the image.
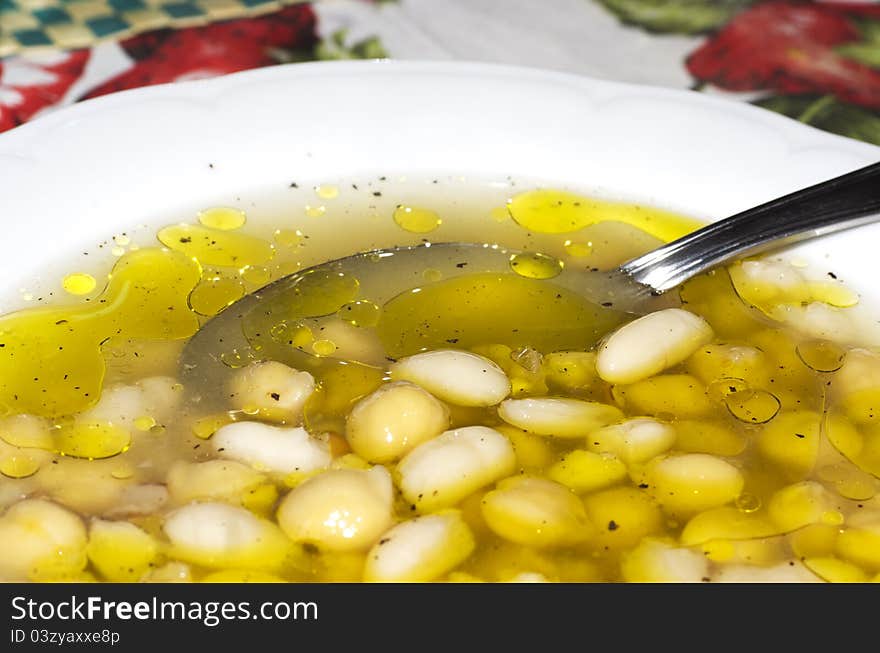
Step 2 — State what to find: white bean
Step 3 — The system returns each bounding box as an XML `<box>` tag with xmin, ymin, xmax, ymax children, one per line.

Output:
<box><xmin>687</xmin><ymin>343</ymin><xmax>767</xmax><ymax>386</ymax></box>
<box><xmin>547</xmin><ymin>450</ymin><xmax>627</xmax><ymax>494</ymax></box>
<box><xmin>397</xmin><ymin>426</ymin><xmax>516</xmax><ymax>512</ymax></box>
<box><xmin>363</xmin><ymin>511</ymin><xmax>475</xmax><ymax>582</ymax></box>
<box><xmin>497</xmin><ymin>397</ymin><xmax>623</xmax><ymax>438</ymax></box>
<box><xmin>587</xmin><ymin>417</ymin><xmax>676</xmax><ymax>464</ymax></box>
<box><xmin>766</xmin><ymin>481</ymin><xmax>838</xmax><ymax>533</ymax></box>
<box><xmin>104</xmin><ymin>484</ymin><xmax>169</xmax><ymax>518</ymax></box>
<box><xmin>642</xmin><ymin>453</ymin><xmax>744</xmax><ymax>516</ymax></box>
<box><xmin>620</xmin><ymin>538</ymin><xmax>709</xmax><ymax>583</ymax></box>
<box><xmin>166</xmin><ymin>460</ymin><xmax>267</xmax><ymax>505</ymax></box>
<box><xmin>596</xmin><ymin>308</ymin><xmax>713</xmax><ymax>385</ymax></box>
<box><xmin>141</xmin><ymin>562</ymin><xmax>192</xmax><ymax>583</ymax></box>
<box><xmin>832</xmin><ymin>511</ymin><xmax>880</xmax><ymax>571</ymax></box>
<box><xmin>201</xmin><ymin>569</ymin><xmax>285</xmax><ymax>583</ymax></box>
<box><xmin>737</xmin><ymin>259</ymin><xmax>806</xmax><ymax>292</ymax></box>
<box><xmin>771</xmin><ymin>302</ymin><xmax>858</xmax><ymax>344</ymax></box>
<box><xmin>506</xmin><ymin>572</ymin><xmax>550</xmax><ymax>583</ymax></box>
<box><xmin>832</xmin><ymin>347</ymin><xmax>880</xmax><ymax>397</ymax></box>
<box><xmin>346</xmin><ymin>381</ymin><xmax>449</xmax><ymax>462</ymax></box>
<box><xmin>136</xmin><ymin>376</ymin><xmax>184</xmax><ymax>416</ymax></box>
<box><xmin>0</xmin><ymin>483</ymin><xmax>29</xmax><ymax>511</ymax></box>
<box><xmin>163</xmin><ymin>502</ymin><xmax>289</xmax><ymax>569</ymax></box>
<box><xmin>212</xmin><ymin>421</ymin><xmax>330</xmax><ymax>475</ymax></box>
<box><xmin>0</xmin><ymin>413</ymin><xmax>53</xmax><ymax>449</ymax></box>
<box><xmin>481</xmin><ymin>476</ymin><xmax>595</xmax><ymax>547</ymax></box>
<box><xmin>276</xmin><ymin>466</ymin><xmax>394</xmax><ymax>552</ymax></box>
<box><xmin>0</xmin><ymin>436</ymin><xmax>51</xmax><ymax>476</ymax></box>
<box><xmin>0</xmin><ymin>499</ymin><xmax>87</xmax><ymax>581</ymax></box>
<box><xmin>390</xmin><ymin>350</ymin><xmax>511</xmax><ymax>407</ymax></box>
<box><xmin>79</xmin><ymin>376</ymin><xmax>182</xmax><ymax>428</ymax></box>
<box><xmin>844</xmin><ymin>508</ymin><xmax>880</xmax><ymax>530</ymax></box>
<box><xmin>36</xmin><ymin>458</ymin><xmax>130</xmax><ymax>515</ymax></box>
<box><xmin>86</xmin><ymin>519</ymin><xmax>158</xmax><ymax>582</ymax></box>
<box><xmin>301</xmin><ymin>316</ymin><xmax>387</xmax><ymax>367</ymax></box>
<box><xmin>229</xmin><ymin>361</ymin><xmax>315</xmax><ymax>423</ymax></box>
<box><xmin>713</xmin><ymin>560</ymin><xmax>822</xmax><ymax>583</ymax></box>
<box><xmin>78</xmin><ymin>385</ymin><xmax>144</xmax><ymax>428</ymax></box>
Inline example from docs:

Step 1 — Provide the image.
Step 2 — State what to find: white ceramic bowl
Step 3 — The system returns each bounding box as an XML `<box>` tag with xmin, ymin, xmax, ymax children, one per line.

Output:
<box><xmin>1</xmin><ymin>60</ymin><xmax>879</xmax><ymax>310</ymax></box>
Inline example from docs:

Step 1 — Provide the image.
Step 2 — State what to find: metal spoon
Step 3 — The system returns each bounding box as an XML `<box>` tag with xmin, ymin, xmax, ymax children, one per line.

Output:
<box><xmin>180</xmin><ymin>160</ymin><xmax>880</xmax><ymax>391</ymax></box>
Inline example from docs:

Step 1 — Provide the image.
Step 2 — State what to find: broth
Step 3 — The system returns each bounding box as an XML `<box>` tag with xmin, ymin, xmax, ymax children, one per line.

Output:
<box><xmin>0</xmin><ymin>177</ymin><xmax>878</xmax><ymax>583</ymax></box>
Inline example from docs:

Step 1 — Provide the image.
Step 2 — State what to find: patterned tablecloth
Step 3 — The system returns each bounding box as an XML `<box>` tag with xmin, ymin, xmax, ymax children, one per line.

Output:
<box><xmin>1</xmin><ymin>0</ymin><xmax>880</xmax><ymax>145</ymax></box>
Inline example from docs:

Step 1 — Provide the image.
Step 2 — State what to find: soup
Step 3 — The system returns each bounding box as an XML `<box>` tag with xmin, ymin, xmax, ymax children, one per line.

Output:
<box><xmin>0</xmin><ymin>177</ymin><xmax>878</xmax><ymax>583</ymax></box>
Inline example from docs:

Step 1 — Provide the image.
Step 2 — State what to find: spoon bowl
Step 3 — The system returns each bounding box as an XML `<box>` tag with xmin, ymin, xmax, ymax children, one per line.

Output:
<box><xmin>179</xmin><ymin>242</ymin><xmax>673</xmax><ymax>393</ymax></box>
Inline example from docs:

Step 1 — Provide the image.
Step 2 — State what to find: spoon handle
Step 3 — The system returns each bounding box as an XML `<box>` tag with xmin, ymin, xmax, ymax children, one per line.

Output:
<box><xmin>618</xmin><ymin>160</ymin><xmax>880</xmax><ymax>293</ymax></box>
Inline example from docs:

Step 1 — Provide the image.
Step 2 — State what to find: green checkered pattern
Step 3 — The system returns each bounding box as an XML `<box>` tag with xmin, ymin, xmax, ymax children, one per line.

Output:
<box><xmin>0</xmin><ymin>0</ymin><xmax>309</xmax><ymax>56</ymax></box>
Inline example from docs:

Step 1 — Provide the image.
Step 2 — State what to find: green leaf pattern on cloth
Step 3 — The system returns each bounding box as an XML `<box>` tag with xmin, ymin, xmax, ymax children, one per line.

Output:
<box><xmin>595</xmin><ymin>0</ymin><xmax>753</xmax><ymax>34</ymax></box>
<box><xmin>837</xmin><ymin>19</ymin><xmax>880</xmax><ymax>68</ymax></box>
<box><xmin>315</xmin><ymin>29</ymin><xmax>389</xmax><ymax>61</ymax></box>
<box><xmin>753</xmin><ymin>94</ymin><xmax>880</xmax><ymax>146</ymax></box>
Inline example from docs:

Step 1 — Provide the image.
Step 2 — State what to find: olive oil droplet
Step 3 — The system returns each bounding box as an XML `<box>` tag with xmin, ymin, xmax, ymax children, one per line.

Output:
<box><xmin>133</xmin><ymin>416</ymin><xmax>156</xmax><ymax>431</ymax></box>
<box><xmin>393</xmin><ymin>205</ymin><xmax>442</xmax><ymax>234</ymax></box>
<box><xmin>54</xmin><ymin>423</ymin><xmax>131</xmax><ymax>459</ymax></box>
<box><xmin>423</xmin><ymin>268</ymin><xmax>443</xmax><ymax>283</ymax></box>
<box><xmin>220</xmin><ymin>349</ymin><xmax>256</xmax><ymax>369</ymax></box>
<box><xmin>563</xmin><ymin>240</ymin><xmax>593</xmax><ymax>258</ymax></box>
<box><xmin>241</xmin><ymin>266</ymin><xmax>271</xmax><ymax>287</ymax></box>
<box><xmin>0</xmin><ymin>454</ymin><xmax>40</xmax><ymax>478</ymax></box>
<box><xmin>192</xmin><ymin>414</ymin><xmax>235</xmax><ymax>440</ymax></box>
<box><xmin>735</xmin><ymin>492</ymin><xmax>761</xmax><ymax>512</ymax></box>
<box><xmin>158</xmin><ymin>224</ymin><xmax>274</xmax><ymax>268</ymax></box>
<box><xmin>507</xmin><ymin>189</ymin><xmax>701</xmax><ymax>241</ymax></box>
<box><xmin>796</xmin><ymin>340</ymin><xmax>846</xmax><ymax>373</ymax></box>
<box><xmin>509</xmin><ymin>252</ymin><xmax>563</xmax><ymax>280</ymax></box>
<box><xmin>337</xmin><ymin>300</ymin><xmax>382</xmax><ymax>327</ymax></box>
<box><xmin>188</xmin><ymin>277</ymin><xmax>245</xmax><ymax>316</ymax></box>
<box><xmin>315</xmin><ymin>185</ymin><xmax>339</xmax><ymax>200</ymax></box>
<box><xmin>111</xmin><ymin>463</ymin><xmax>135</xmax><ymax>479</ymax></box>
<box><xmin>724</xmin><ymin>389</ymin><xmax>781</xmax><ymax>424</ymax></box>
<box><xmin>62</xmin><ymin>273</ymin><xmax>97</xmax><ymax>296</ymax></box>
<box><xmin>198</xmin><ymin>207</ymin><xmax>247</xmax><ymax>231</ymax></box>
<box><xmin>313</xmin><ymin>340</ymin><xmax>338</xmax><ymax>356</ymax></box>
<box><xmin>273</xmin><ymin>229</ymin><xmax>303</xmax><ymax>247</ymax></box>
<box><xmin>490</xmin><ymin>206</ymin><xmax>509</xmax><ymax>223</ymax></box>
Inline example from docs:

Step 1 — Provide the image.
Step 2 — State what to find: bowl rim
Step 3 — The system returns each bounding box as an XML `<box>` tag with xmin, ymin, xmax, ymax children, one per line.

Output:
<box><xmin>2</xmin><ymin>59</ymin><xmax>879</xmax><ymax>158</ymax></box>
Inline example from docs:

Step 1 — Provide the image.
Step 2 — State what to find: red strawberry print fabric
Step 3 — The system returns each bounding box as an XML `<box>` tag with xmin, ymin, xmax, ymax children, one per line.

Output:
<box><xmin>0</xmin><ymin>50</ymin><xmax>90</xmax><ymax>132</ymax></box>
<box><xmin>81</xmin><ymin>5</ymin><xmax>318</xmax><ymax>100</ymax></box>
<box><xmin>594</xmin><ymin>0</ymin><xmax>880</xmax><ymax>143</ymax></box>
<box><xmin>686</xmin><ymin>1</ymin><xmax>880</xmax><ymax>110</ymax></box>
